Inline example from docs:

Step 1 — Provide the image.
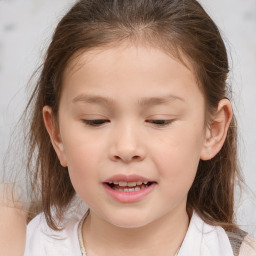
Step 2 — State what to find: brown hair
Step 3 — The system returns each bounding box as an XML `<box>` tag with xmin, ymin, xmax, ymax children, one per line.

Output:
<box><xmin>25</xmin><ymin>0</ymin><xmax>242</xmax><ymax>231</ymax></box>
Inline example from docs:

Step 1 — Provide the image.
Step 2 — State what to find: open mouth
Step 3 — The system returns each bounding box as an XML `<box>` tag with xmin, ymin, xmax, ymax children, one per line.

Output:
<box><xmin>104</xmin><ymin>181</ymin><xmax>155</xmax><ymax>192</ymax></box>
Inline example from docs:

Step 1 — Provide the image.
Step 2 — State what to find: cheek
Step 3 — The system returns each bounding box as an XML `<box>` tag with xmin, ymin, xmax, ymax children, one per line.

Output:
<box><xmin>60</xmin><ymin>120</ymin><xmax>103</xmax><ymax>169</ymax></box>
<box><xmin>64</xmin><ymin>141</ymin><xmax>104</xmax><ymax>209</ymax></box>
<box><xmin>152</xmin><ymin>125</ymin><xmax>205</xmax><ymax>194</ymax></box>
<box><xmin>60</xmin><ymin>129</ymin><xmax>102</xmax><ymax>189</ymax></box>
<box><xmin>156</xmin><ymin>146</ymin><xmax>199</xmax><ymax>192</ymax></box>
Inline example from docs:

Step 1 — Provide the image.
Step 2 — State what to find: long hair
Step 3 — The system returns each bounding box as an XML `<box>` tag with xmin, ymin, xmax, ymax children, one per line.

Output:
<box><xmin>25</xmin><ymin>0</ymin><xmax>242</xmax><ymax>231</ymax></box>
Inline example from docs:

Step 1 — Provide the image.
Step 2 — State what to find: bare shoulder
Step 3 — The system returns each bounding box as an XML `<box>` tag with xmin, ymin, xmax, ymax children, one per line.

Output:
<box><xmin>0</xmin><ymin>184</ymin><xmax>27</xmax><ymax>256</ymax></box>
<box><xmin>239</xmin><ymin>235</ymin><xmax>256</xmax><ymax>256</ymax></box>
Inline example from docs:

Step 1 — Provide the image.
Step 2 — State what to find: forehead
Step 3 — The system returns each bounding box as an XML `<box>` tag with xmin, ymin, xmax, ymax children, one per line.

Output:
<box><xmin>61</xmin><ymin>44</ymin><xmax>203</xmax><ymax>107</ymax></box>
<box><xmin>63</xmin><ymin>44</ymin><xmax>196</xmax><ymax>84</ymax></box>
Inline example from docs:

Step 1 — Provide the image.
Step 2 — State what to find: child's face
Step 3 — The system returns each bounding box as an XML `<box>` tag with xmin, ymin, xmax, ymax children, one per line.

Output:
<box><xmin>51</xmin><ymin>45</ymin><xmax>209</xmax><ymax>228</ymax></box>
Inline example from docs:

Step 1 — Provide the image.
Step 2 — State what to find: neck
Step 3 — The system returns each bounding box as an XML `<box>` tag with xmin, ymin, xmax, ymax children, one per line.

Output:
<box><xmin>82</xmin><ymin>207</ymin><xmax>189</xmax><ymax>256</ymax></box>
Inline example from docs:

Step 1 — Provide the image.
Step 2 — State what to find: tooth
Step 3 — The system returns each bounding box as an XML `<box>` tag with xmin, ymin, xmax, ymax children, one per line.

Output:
<box><xmin>143</xmin><ymin>181</ymin><xmax>148</xmax><ymax>184</ymax></box>
<box><xmin>127</xmin><ymin>182</ymin><xmax>137</xmax><ymax>187</ymax></box>
<box><xmin>135</xmin><ymin>187</ymin><xmax>140</xmax><ymax>191</ymax></box>
<box><xmin>114</xmin><ymin>181</ymin><xmax>119</xmax><ymax>185</ymax></box>
<box><xmin>136</xmin><ymin>181</ymin><xmax>142</xmax><ymax>185</ymax></box>
<box><xmin>141</xmin><ymin>185</ymin><xmax>146</xmax><ymax>189</ymax></box>
<box><xmin>128</xmin><ymin>188</ymin><xmax>135</xmax><ymax>192</ymax></box>
<box><xmin>119</xmin><ymin>181</ymin><xmax>128</xmax><ymax>187</ymax></box>
<box><xmin>124</xmin><ymin>188</ymin><xmax>129</xmax><ymax>192</ymax></box>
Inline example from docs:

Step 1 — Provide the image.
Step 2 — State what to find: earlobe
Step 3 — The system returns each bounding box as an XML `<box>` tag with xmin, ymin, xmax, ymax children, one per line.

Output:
<box><xmin>42</xmin><ymin>106</ymin><xmax>67</xmax><ymax>167</ymax></box>
<box><xmin>200</xmin><ymin>99</ymin><xmax>233</xmax><ymax>160</ymax></box>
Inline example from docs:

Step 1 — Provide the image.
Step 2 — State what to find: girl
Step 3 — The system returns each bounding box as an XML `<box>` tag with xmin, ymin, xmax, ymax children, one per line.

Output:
<box><xmin>23</xmin><ymin>0</ymin><xmax>255</xmax><ymax>255</ymax></box>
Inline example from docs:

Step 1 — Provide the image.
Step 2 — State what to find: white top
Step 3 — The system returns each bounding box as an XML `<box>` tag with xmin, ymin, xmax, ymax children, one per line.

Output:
<box><xmin>24</xmin><ymin>209</ymin><xmax>256</xmax><ymax>256</ymax></box>
<box><xmin>24</xmin><ymin>212</ymin><xmax>82</xmax><ymax>256</ymax></box>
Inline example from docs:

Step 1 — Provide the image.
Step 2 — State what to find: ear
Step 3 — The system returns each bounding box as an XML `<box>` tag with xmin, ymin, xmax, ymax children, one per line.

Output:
<box><xmin>200</xmin><ymin>99</ymin><xmax>233</xmax><ymax>160</ymax></box>
<box><xmin>42</xmin><ymin>106</ymin><xmax>67</xmax><ymax>167</ymax></box>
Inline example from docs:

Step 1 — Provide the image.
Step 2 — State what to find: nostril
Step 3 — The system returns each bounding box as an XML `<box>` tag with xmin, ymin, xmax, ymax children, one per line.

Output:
<box><xmin>110</xmin><ymin>147</ymin><xmax>146</xmax><ymax>162</ymax></box>
<box><xmin>123</xmin><ymin>155</ymin><xmax>142</xmax><ymax>162</ymax></box>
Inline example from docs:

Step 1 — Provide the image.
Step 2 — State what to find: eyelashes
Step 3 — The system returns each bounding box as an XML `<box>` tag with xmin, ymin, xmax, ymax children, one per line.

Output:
<box><xmin>82</xmin><ymin>119</ymin><xmax>174</xmax><ymax>127</ymax></box>
<box><xmin>82</xmin><ymin>119</ymin><xmax>110</xmax><ymax>126</ymax></box>
<box><xmin>145</xmin><ymin>120</ymin><xmax>173</xmax><ymax>126</ymax></box>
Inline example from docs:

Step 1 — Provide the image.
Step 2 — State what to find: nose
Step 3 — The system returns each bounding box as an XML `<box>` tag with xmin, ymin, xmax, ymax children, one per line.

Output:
<box><xmin>108</xmin><ymin>123</ymin><xmax>146</xmax><ymax>163</ymax></box>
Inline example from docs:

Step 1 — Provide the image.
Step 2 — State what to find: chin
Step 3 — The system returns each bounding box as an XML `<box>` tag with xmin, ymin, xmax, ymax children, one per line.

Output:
<box><xmin>103</xmin><ymin>211</ymin><xmax>155</xmax><ymax>229</ymax></box>
<box><xmin>110</xmin><ymin>219</ymin><xmax>150</xmax><ymax>229</ymax></box>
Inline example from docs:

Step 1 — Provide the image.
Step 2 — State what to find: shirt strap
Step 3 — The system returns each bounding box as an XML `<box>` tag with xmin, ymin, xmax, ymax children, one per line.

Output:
<box><xmin>226</xmin><ymin>229</ymin><xmax>248</xmax><ymax>256</ymax></box>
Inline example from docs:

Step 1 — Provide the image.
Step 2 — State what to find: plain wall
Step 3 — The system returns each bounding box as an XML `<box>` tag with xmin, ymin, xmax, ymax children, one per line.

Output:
<box><xmin>0</xmin><ymin>0</ymin><xmax>255</xmax><ymax>234</ymax></box>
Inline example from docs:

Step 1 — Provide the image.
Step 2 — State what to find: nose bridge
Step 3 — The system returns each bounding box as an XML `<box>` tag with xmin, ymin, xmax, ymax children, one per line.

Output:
<box><xmin>118</xmin><ymin>121</ymin><xmax>138</xmax><ymax>147</ymax></box>
<box><xmin>109</xmin><ymin>119</ymin><xmax>145</xmax><ymax>162</ymax></box>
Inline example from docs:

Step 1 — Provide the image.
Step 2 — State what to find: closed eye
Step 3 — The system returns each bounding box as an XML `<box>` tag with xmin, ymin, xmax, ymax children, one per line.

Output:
<box><xmin>82</xmin><ymin>119</ymin><xmax>173</xmax><ymax>127</ymax></box>
<box><xmin>82</xmin><ymin>119</ymin><xmax>110</xmax><ymax>126</ymax></box>
<box><xmin>145</xmin><ymin>119</ymin><xmax>174</xmax><ymax>126</ymax></box>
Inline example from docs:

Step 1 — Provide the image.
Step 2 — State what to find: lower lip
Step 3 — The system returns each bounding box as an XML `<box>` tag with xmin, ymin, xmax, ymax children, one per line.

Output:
<box><xmin>103</xmin><ymin>183</ymin><xmax>156</xmax><ymax>203</ymax></box>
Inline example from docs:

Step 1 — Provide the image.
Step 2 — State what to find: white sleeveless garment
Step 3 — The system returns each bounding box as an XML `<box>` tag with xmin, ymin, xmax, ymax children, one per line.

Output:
<box><xmin>24</xmin><ymin>207</ymin><xmax>256</xmax><ymax>256</ymax></box>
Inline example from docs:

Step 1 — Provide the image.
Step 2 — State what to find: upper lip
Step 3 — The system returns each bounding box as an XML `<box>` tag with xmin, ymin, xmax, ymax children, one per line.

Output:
<box><xmin>103</xmin><ymin>174</ymin><xmax>154</xmax><ymax>183</ymax></box>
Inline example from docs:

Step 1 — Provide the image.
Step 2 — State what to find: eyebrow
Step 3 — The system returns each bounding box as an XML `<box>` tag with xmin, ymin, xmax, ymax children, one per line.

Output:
<box><xmin>138</xmin><ymin>95</ymin><xmax>184</xmax><ymax>106</ymax></box>
<box><xmin>72</xmin><ymin>94</ymin><xmax>184</xmax><ymax>106</ymax></box>
<box><xmin>72</xmin><ymin>94</ymin><xmax>115</xmax><ymax>105</ymax></box>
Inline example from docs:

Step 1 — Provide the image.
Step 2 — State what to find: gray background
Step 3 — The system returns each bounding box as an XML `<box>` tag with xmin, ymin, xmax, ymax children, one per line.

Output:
<box><xmin>0</xmin><ymin>0</ymin><xmax>255</xmax><ymax>234</ymax></box>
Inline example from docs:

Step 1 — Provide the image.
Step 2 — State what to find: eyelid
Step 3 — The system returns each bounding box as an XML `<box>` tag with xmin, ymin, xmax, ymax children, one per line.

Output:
<box><xmin>145</xmin><ymin>114</ymin><xmax>177</xmax><ymax>125</ymax></box>
<box><xmin>82</xmin><ymin>119</ymin><xmax>110</xmax><ymax>127</ymax></box>
<box><xmin>145</xmin><ymin>119</ymin><xmax>174</xmax><ymax>125</ymax></box>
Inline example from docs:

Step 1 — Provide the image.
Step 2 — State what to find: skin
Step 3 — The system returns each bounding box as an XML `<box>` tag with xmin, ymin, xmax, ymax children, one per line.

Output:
<box><xmin>43</xmin><ymin>44</ymin><xmax>232</xmax><ymax>256</ymax></box>
<box><xmin>0</xmin><ymin>185</ymin><xmax>26</xmax><ymax>256</ymax></box>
